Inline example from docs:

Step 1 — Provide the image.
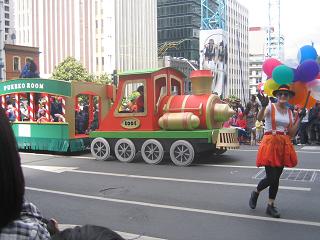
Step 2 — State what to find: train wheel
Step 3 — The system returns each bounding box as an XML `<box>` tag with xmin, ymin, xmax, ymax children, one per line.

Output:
<box><xmin>141</xmin><ymin>139</ymin><xmax>164</xmax><ymax>164</ymax></box>
<box><xmin>170</xmin><ymin>140</ymin><xmax>195</xmax><ymax>166</ymax></box>
<box><xmin>91</xmin><ymin>137</ymin><xmax>110</xmax><ymax>160</ymax></box>
<box><xmin>114</xmin><ymin>138</ymin><xmax>136</xmax><ymax>163</ymax></box>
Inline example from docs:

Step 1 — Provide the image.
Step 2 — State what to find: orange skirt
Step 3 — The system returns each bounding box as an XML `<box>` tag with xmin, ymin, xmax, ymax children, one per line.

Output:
<box><xmin>256</xmin><ymin>135</ymin><xmax>298</xmax><ymax>167</ymax></box>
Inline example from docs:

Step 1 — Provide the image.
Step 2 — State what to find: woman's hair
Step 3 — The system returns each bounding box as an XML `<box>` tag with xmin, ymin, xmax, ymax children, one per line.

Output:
<box><xmin>0</xmin><ymin>107</ymin><xmax>25</xmax><ymax>228</ymax></box>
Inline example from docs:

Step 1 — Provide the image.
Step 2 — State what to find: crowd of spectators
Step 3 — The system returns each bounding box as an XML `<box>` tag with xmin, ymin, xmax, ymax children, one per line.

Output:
<box><xmin>223</xmin><ymin>95</ymin><xmax>320</xmax><ymax>146</ymax></box>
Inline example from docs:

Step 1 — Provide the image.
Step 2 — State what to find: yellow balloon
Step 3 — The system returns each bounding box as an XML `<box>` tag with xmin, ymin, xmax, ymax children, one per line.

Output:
<box><xmin>264</xmin><ymin>79</ymin><xmax>280</xmax><ymax>97</ymax></box>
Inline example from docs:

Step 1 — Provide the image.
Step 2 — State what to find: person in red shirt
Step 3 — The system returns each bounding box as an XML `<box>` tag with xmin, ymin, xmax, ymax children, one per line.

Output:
<box><xmin>236</xmin><ymin>112</ymin><xmax>247</xmax><ymax>129</ymax></box>
<box><xmin>236</xmin><ymin>112</ymin><xmax>248</xmax><ymax>143</ymax></box>
<box><xmin>135</xmin><ymin>85</ymin><xmax>144</xmax><ymax>112</ymax></box>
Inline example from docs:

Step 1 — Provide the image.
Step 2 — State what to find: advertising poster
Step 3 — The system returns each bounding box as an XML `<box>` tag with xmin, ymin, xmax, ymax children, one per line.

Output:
<box><xmin>199</xmin><ymin>29</ymin><xmax>228</xmax><ymax>97</ymax></box>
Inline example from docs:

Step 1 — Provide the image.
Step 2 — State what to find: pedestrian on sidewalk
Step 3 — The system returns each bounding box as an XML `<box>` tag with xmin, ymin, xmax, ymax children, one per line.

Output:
<box><xmin>249</xmin><ymin>85</ymin><xmax>306</xmax><ymax>218</ymax></box>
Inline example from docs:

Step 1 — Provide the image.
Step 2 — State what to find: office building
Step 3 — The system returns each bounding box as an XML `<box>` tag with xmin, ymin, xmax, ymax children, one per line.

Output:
<box><xmin>157</xmin><ymin>0</ymin><xmax>201</xmax><ymax>61</ymax></box>
<box><xmin>249</xmin><ymin>26</ymin><xmax>284</xmax><ymax>95</ymax></box>
<box><xmin>225</xmin><ymin>0</ymin><xmax>249</xmax><ymax>102</ymax></box>
<box><xmin>13</xmin><ymin>0</ymin><xmax>157</xmax><ymax>77</ymax></box>
<box><xmin>0</xmin><ymin>0</ymin><xmax>15</xmax><ymax>81</ymax></box>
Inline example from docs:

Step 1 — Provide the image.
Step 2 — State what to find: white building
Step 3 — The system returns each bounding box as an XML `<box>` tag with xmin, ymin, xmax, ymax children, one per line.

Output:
<box><xmin>0</xmin><ymin>0</ymin><xmax>15</xmax><ymax>81</ymax></box>
<box><xmin>13</xmin><ymin>0</ymin><xmax>157</xmax><ymax>77</ymax></box>
<box><xmin>226</xmin><ymin>0</ymin><xmax>249</xmax><ymax>103</ymax></box>
<box><xmin>248</xmin><ymin>26</ymin><xmax>284</xmax><ymax>95</ymax></box>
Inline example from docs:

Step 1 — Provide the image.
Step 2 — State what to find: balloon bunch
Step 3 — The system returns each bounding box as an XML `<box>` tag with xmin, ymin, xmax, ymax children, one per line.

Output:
<box><xmin>261</xmin><ymin>45</ymin><xmax>319</xmax><ymax>109</ymax></box>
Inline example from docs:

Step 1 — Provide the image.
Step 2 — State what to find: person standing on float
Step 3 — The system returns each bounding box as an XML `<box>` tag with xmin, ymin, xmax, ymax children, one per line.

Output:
<box><xmin>249</xmin><ymin>85</ymin><xmax>306</xmax><ymax>218</ymax></box>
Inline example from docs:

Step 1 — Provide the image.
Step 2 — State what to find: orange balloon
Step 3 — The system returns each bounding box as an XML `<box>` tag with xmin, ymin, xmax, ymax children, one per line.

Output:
<box><xmin>305</xmin><ymin>95</ymin><xmax>317</xmax><ymax>109</ymax></box>
<box><xmin>288</xmin><ymin>81</ymin><xmax>308</xmax><ymax>105</ymax></box>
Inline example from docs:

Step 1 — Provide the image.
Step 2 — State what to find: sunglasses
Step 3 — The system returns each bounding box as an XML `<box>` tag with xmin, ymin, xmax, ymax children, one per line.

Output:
<box><xmin>276</xmin><ymin>92</ymin><xmax>289</xmax><ymax>97</ymax></box>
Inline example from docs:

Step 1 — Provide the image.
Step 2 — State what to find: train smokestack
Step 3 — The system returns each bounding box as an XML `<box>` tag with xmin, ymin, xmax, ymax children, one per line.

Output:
<box><xmin>190</xmin><ymin>70</ymin><xmax>214</xmax><ymax>95</ymax></box>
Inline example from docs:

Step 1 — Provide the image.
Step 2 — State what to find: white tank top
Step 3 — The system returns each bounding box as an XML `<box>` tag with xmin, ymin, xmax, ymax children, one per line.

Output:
<box><xmin>264</xmin><ymin>104</ymin><xmax>291</xmax><ymax>132</ymax></box>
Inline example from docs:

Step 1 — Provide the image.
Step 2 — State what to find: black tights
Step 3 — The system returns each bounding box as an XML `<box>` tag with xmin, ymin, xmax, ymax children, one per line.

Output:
<box><xmin>257</xmin><ymin>166</ymin><xmax>284</xmax><ymax>200</ymax></box>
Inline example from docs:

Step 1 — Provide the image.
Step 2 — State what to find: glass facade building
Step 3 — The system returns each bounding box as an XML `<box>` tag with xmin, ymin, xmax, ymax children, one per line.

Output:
<box><xmin>157</xmin><ymin>0</ymin><xmax>201</xmax><ymax>61</ymax></box>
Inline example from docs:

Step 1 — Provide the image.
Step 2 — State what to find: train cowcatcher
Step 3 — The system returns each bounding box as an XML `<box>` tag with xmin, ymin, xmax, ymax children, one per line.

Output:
<box><xmin>90</xmin><ymin>67</ymin><xmax>239</xmax><ymax>166</ymax></box>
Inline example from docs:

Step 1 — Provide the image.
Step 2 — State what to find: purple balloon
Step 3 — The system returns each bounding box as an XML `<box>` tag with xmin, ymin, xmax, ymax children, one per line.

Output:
<box><xmin>296</xmin><ymin>60</ymin><xmax>320</xmax><ymax>82</ymax></box>
<box><xmin>292</xmin><ymin>68</ymin><xmax>301</xmax><ymax>82</ymax></box>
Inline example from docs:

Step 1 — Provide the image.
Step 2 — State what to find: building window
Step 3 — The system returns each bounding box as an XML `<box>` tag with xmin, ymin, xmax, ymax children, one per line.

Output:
<box><xmin>5</xmin><ymin>21</ymin><xmax>9</xmax><ymax>26</ymax></box>
<box><xmin>5</xmin><ymin>6</ymin><xmax>9</xmax><ymax>11</ymax></box>
<box><xmin>102</xmin><ymin>57</ymin><xmax>104</xmax><ymax>66</ymax></box>
<box><xmin>5</xmin><ymin>13</ymin><xmax>9</xmax><ymax>19</ymax></box>
<box><xmin>5</xmin><ymin>0</ymin><xmax>9</xmax><ymax>4</ymax></box>
<box><xmin>13</xmin><ymin>57</ymin><xmax>21</xmax><ymax>71</ymax></box>
<box><xmin>25</xmin><ymin>57</ymin><xmax>33</xmax><ymax>64</ymax></box>
<box><xmin>101</xmin><ymin>20</ymin><xmax>104</xmax><ymax>33</ymax></box>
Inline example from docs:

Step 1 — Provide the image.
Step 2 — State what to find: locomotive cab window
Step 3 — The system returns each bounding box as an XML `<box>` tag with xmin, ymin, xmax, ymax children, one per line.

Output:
<box><xmin>117</xmin><ymin>81</ymin><xmax>146</xmax><ymax>114</ymax></box>
<box><xmin>154</xmin><ymin>76</ymin><xmax>167</xmax><ymax>112</ymax></box>
<box><xmin>170</xmin><ymin>77</ymin><xmax>183</xmax><ymax>95</ymax></box>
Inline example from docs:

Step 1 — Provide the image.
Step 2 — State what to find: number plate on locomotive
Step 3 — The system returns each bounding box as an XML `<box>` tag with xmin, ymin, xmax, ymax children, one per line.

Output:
<box><xmin>121</xmin><ymin>118</ymin><xmax>140</xmax><ymax>129</ymax></box>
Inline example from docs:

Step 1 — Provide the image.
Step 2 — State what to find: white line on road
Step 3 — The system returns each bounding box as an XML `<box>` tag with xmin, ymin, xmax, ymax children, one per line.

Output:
<box><xmin>22</xmin><ymin>165</ymin><xmax>311</xmax><ymax>191</ymax></box>
<box><xmin>71</xmin><ymin>169</ymin><xmax>310</xmax><ymax>191</ymax></box>
<box><xmin>196</xmin><ymin>164</ymin><xmax>320</xmax><ymax>172</ymax></box>
<box><xmin>27</xmin><ymin>187</ymin><xmax>320</xmax><ymax>228</ymax></box>
<box><xmin>58</xmin><ymin>224</ymin><xmax>166</xmax><ymax>240</ymax></box>
<box><xmin>228</xmin><ymin>149</ymin><xmax>320</xmax><ymax>154</ymax></box>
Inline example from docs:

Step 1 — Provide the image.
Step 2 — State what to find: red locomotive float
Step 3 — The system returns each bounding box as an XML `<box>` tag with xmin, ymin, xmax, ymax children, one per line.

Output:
<box><xmin>90</xmin><ymin>67</ymin><xmax>239</xmax><ymax>166</ymax></box>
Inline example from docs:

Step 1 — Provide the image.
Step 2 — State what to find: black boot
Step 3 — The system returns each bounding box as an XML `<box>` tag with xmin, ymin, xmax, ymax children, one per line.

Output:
<box><xmin>266</xmin><ymin>203</ymin><xmax>281</xmax><ymax>218</ymax></box>
<box><xmin>249</xmin><ymin>191</ymin><xmax>259</xmax><ymax>209</ymax></box>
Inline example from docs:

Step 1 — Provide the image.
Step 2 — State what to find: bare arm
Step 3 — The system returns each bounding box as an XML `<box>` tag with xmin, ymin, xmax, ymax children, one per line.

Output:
<box><xmin>257</xmin><ymin>106</ymin><xmax>267</xmax><ymax>121</ymax></box>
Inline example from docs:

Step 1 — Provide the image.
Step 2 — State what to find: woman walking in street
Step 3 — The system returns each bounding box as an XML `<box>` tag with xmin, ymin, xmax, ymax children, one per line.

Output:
<box><xmin>249</xmin><ymin>85</ymin><xmax>305</xmax><ymax>218</ymax></box>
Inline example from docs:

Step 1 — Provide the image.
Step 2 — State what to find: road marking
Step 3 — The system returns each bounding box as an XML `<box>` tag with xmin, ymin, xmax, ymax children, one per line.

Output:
<box><xmin>228</xmin><ymin>149</ymin><xmax>320</xmax><ymax>154</ymax></box>
<box><xmin>301</xmin><ymin>146</ymin><xmax>320</xmax><ymax>150</ymax></box>
<box><xmin>20</xmin><ymin>152</ymin><xmax>61</xmax><ymax>157</ymax></box>
<box><xmin>58</xmin><ymin>224</ymin><xmax>166</xmax><ymax>240</ymax></box>
<box><xmin>22</xmin><ymin>165</ymin><xmax>78</xmax><ymax>173</ymax></box>
<box><xmin>196</xmin><ymin>164</ymin><xmax>320</xmax><ymax>172</ymax></box>
<box><xmin>22</xmin><ymin>165</ymin><xmax>310</xmax><ymax>191</ymax></box>
<box><xmin>27</xmin><ymin>187</ymin><xmax>320</xmax><ymax>227</ymax></box>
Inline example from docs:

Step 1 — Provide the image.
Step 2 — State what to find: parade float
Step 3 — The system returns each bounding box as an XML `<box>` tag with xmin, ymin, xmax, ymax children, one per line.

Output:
<box><xmin>0</xmin><ymin>78</ymin><xmax>111</xmax><ymax>152</ymax></box>
<box><xmin>89</xmin><ymin>67</ymin><xmax>239</xmax><ymax>166</ymax></box>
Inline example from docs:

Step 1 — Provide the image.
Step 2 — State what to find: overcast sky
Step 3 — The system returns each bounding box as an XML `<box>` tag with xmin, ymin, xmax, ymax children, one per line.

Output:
<box><xmin>237</xmin><ymin>0</ymin><xmax>320</xmax><ymax>61</ymax></box>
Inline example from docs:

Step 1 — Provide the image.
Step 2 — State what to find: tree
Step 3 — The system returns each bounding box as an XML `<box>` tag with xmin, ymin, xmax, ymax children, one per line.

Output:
<box><xmin>51</xmin><ymin>57</ymin><xmax>92</xmax><ymax>82</ymax></box>
<box><xmin>95</xmin><ymin>73</ymin><xmax>112</xmax><ymax>84</ymax></box>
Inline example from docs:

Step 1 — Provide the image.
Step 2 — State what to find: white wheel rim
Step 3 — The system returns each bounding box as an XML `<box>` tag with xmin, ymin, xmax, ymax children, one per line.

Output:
<box><xmin>170</xmin><ymin>140</ymin><xmax>195</xmax><ymax>166</ymax></box>
<box><xmin>114</xmin><ymin>139</ymin><xmax>136</xmax><ymax>162</ymax></box>
<box><xmin>141</xmin><ymin>139</ymin><xmax>164</xmax><ymax>164</ymax></box>
<box><xmin>91</xmin><ymin>137</ymin><xmax>110</xmax><ymax>160</ymax></box>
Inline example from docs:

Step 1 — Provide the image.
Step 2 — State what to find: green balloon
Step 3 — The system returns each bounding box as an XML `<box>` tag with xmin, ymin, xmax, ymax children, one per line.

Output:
<box><xmin>272</xmin><ymin>65</ymin><xmax>294</xmax><ymax>85</ymax></box>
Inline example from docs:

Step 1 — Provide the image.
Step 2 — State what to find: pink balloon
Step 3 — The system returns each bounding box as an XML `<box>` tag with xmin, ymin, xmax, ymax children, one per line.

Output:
<box><xmin>257</xmin><ymin>82</ymin><xmax>264</xmax><ymax>92</ymax></box>
<box><xmin>262</xmin><ymin>58</ymin><xmax>282</xmax><ymax>77</ymax></box>
<box><xmin>307</xmin><ymin>79</ymin><xmax>320</xmax><ymax>101</ymax></box>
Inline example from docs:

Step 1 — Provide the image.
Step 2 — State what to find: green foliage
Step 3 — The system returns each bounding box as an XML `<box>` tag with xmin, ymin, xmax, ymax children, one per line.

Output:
<box><xmin>51</xmin><ymin>57</ymin><xmax>92</xmax><ymax>82</ymax></box>
<box><xmin>96</xmin><ymin>73</ymin><xmax>112</xmax><ymax>84</ymax></box>
<box><xmin>77</xmin><ymin>95</ymin><xmax>89</xmax><ymax>105</ymax></box>
<box><xmin>228</xmin><ymin>95</ymin><xmax>239</xmax><ymax>101</ymax></box>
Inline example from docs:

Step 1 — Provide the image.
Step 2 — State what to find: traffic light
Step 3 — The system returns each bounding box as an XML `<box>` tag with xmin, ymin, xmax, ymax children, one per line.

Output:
<box><xmin>112</xmin><ymin>69</ymin><xmax>118</xmax><ymax>86</ymax></box>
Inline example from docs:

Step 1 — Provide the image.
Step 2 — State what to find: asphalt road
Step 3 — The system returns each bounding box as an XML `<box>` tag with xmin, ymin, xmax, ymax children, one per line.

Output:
<box><xmin>21</xmin><ymin>145</ymin><xmax>320</xmax><ymax>240</ymax></box>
